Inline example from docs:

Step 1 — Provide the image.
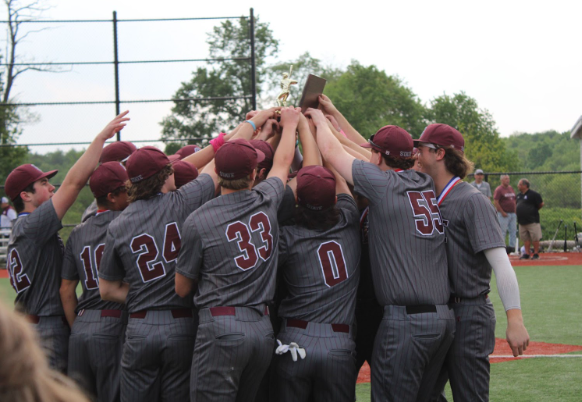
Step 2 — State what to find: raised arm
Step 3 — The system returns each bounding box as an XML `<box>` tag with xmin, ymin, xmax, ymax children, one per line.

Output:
<box><xmin>267</xmin><ymin>107</ymin><xmax>300</xmax><ymax>184</ymax></box>
<box><xmin>52</xmin><ymin>112</ymin><xmax>129</xmax><ymax>219</ymax></box>
<box><xmin>319</xmin><ymin>95</ymin><xmax>368</xmax><ymax>146</ymax></box>
<box><xmin>298</xmin><ymin>113</ymin><xmax>321</xmax><ymax>167</ymax></box>
<box><xmin>305</xmin><ymin>108</ymin><xmax>356</xmax><ymax>185</ymax></box>
<box><xmin>327</xmin><ymin>119</ymin><xmax>372</xmax><ymax>160</ymax></box>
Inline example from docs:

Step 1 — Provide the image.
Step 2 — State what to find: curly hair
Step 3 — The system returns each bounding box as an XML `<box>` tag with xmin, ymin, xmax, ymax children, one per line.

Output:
<box><xmin>126</xmin><ymin>164</ymin><xmax>173</xmax><ymax>203</ymax></box>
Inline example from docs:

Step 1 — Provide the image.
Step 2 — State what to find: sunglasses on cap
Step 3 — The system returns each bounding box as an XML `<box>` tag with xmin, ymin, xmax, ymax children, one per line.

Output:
<box><xmin>418</xmin><ymin>142</ymin><xmax>441</xmax><ymax>150</ymax></box>
<box><xmin>367</xmin><ymin>135</ymin><xmax>384</xmax><ymax>152</ymax></box>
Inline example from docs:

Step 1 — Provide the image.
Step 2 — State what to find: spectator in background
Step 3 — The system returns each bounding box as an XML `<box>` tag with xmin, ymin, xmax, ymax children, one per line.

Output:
<box><xmin>494</xmin><ymin>174</ymin><xmax>517</xmax><ymax>254</ymax></box>
<box><xmin>516</xmin><ymin>178</ymin><xmax>544</xmax><ymax>260</ymax></box>
<box><xmin>470</xmin><ymin>169</ymin><xmax>492</xmax><ymax>200</ymax></box>
<box><xmin>1</xmin><ymin>197</ymin><xmax>17</xmax><ymax>229</ymax></box>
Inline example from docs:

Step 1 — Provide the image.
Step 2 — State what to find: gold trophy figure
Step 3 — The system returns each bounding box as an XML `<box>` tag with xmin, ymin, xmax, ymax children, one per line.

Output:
<box><xmin>277</xmin><ymin>66</ymin><xmax>298</xmax><ymax>107</ymax></box>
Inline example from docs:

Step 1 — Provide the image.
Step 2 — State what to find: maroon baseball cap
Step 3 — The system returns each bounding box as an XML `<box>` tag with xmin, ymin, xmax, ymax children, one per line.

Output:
<box><xmin>413</xmin><ymin>124</ymin><xmax>465</xmax><ymax>152</ymax></box>
<box><xmin>215</xmin><ymin>139</ymin><xmax>265</xmax><ymax>180</ymax></box>
<box><xmin>362</xmin><ymin>125</ymin><xmax>413</xmax><ymax>159</ymax></box>
<box><xmin>173</xmin><ymin>160</ymin><xmax>199</xmax><ymax>188</ymax></box>
<box><xmin>176</xmin><ymin>144</ymin><xmax>202</xmax><ymax>159</ymax></box>
<box><xmin>4</xmin><ymin>164</ymin><xmax>58</xmax><ymax>201</ymax></box>
<box><xmin>125</xmin><ymin>146</ymin><xmax>170</xmax><ymax>183</ymax></box>
<box><xmin>296</xmin><ymin>166</ymin><xmax>336</xmax><ymax>211</ymax></box>
<box><xmin>249</xmin><ymin>140</ymin><xmax>274</xmax><ymax>171</ymax></box>
<box><xmin>89</xmin><ymin>162</ymin><xmax>129</xmax><ymax>198</ymax></box>
<box><xmin>100</xmin><ymin>141</ymin><xmax>137</xmax><ymax>163</ymax></box>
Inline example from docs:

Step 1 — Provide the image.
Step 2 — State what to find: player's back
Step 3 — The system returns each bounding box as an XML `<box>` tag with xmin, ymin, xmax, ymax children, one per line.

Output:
<box><xmin>102</xmin><ymin>174</ymin><xmax>215</xmax><ymax>312</ymax></box>
<box><xmin>278</xmin><ymin>193</ymin><xmax>360</xmax><ymax>324</ymax></box>
<box><xmin>184</xmin><ymin>177</ymin><xmax>285</xmax><ymax>309</ymax></box>
<box><xmin>7</xmin><ymin>199</ymin><xmax>64</xmax><ymax>316</ymax></box>
<box><xmin>352</xmin><ymin>160</ymin><xmax>450</xmax><ymax>306</ymax></box>
<box><xmin>62</xmin><ymin>211</ymin><xmax>124</xmax><ymax>311</ymax></box>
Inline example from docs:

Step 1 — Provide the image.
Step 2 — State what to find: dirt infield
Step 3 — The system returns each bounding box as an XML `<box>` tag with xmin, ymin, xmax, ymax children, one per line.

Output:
<box><xmin>0</xmin><ymin>269</ymin><xmax>7</xmax><ymax>279</ymax></box>
<box><xmin>510</xmin><ymin>252</ymin><xmax>582</xmax><ymax>266</ymax></box>
<box><xmin>356</xmin><ymin>338</ymin><xmax>582</xmax><ymax>383</ymax></box>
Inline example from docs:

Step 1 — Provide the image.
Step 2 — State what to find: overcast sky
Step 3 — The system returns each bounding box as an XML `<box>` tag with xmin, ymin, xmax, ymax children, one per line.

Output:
<box><xmin>3</xmin><ymin>0</ymin><xmax>582</xmax><ymax>153</ymax></box>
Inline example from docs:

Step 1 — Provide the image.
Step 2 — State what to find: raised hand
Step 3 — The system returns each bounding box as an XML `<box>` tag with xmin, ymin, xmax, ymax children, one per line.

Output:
<box><xmin>318</xmin><ymin>94</ymin><xmax>338</xmax><ymax>115</ymax></box>
<box><xmin>97</xmin><ymin>111</ymin><xmax>130</xmax><ymax>141</ymax></box>
<box><xmin>257</xmin><ymin>119</ymin><xmax>280</xmax><ymax>141</ymax></box>
<box><xmin>280</xmin><ymin>107</ymin><xmax>301</xmax><ymax>129</ymax></box>
<box><xmin>250</xmin><ymin>107</ymin><xmax>282</xmax><ymax>128</ymax></box>
<box><xmin>304</xmin><ymin>108</ymin><xmax>327</xmax><ymax>127</ymax></box>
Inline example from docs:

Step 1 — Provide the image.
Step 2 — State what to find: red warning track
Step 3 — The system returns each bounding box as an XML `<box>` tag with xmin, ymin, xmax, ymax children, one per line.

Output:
<box><xmin>356</xmin><ymin>338</ymin><xmax>582</xmax><ymax>384</ymax></box>
<box><xmin>0</xmin><ymin>269</ymin><xmax>7</xmax><ymax>279</ymax></box>
<box><xmin>510</xmin><ymin>252</ymin><xmax>582</xmax><ymax>266</ymax></box>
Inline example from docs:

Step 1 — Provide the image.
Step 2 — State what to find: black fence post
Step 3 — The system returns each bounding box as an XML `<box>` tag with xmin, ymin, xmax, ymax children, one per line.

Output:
<box><xmin>112</xmin><ymin>11</ymin><xmax>121</xmax><ymax>140</ymax></box>
<box><xmin>250</xmin><ymin>8</ymin><xmax>257</xmax><ymax>110</ymax></box>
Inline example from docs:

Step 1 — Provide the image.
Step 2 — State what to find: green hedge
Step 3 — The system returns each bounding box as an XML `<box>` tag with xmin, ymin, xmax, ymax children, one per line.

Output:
<box><xmin>539</xmin><ymin>207</ymin><xmax>582</xmax><ymax>240</ymax></box>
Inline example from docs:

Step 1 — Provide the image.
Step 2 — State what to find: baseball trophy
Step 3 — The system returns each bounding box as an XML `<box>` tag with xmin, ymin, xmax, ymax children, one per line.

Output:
<box><xmin>277</xmin><ymin>65</ymin><xmax>298</xmax><ymax>107</ymax></box>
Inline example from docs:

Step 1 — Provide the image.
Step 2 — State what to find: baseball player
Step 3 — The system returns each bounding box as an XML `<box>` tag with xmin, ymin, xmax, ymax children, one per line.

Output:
<box><xmin>81</xmin><ymin>140</ymin><xmax>137</xmax><ymax>222</ymax></box>
<box><xmin>414</xmin><ymin>124</ymin><xmax>529</xmax><ymax>402</ymax></box>
<box><xmin>60</xmin><ymin>162</ymin><xmax>130</xmax><ymax>402</ymax></box>
<box><xmin>97</xmin><ymin>147</ymin><xmax>217</xmax><ymax>402</ymax></box>
<box><xmin>175</xmin><ymin>107</ymin><xmax>298</xmax><ymax>402</ymax></box>
<box><xmin>172</xmin><ymin>159</ymin><xmax>199</xmax><ymax>189</ymax></box>
<box><xmin>309</xmin><ymin>105</ymin><xmax>455</xmax><ymax>402</ymax></box>
<box><xmin>4</xmin><ymin>111</ymin><xmax>129</xmax><ymax>372</ymax></box>
<box><xmin>99</xmin><ymin>108</ymin><xmax>279</xmax><ymax>402</ymax></box>
<box><xmin>274</xmin><ymin>164</ymin><xmax>360</xmax><ymax>402</ymax></box>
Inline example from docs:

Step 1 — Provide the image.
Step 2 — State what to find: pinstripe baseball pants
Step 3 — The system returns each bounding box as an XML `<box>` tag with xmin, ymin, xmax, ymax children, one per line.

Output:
<box><xmin>191</xmin><ymin>306</ymin><xmax>275</xmax><ymax>402</ymax></box>
<box><xmin>120</xmin><ymin>309</ymin><xmax>197</xmax><ymax>402</ymax></box>
<box><xmin>31</xmin><ymin>315</ymin><xmax>70</xmax><ymax>374</ymax></box>
<box><xmin>371</xmin><ymin>305</ymin><xmax>455</xmax><ymax>402</ymax></box>
<box><xmin>274</xmin><ymin>320</ymin><xmax>357</xmax><ymax>402</ymax></box>
<box><xmin>429</xmin><ymin>297</ymin><xmax>496</xmax><ymax>402</ymax></box>
<box><xmin>67</xmin><ymin>309</ymin><xmax>126</xmax><ymax>402</ymax></box>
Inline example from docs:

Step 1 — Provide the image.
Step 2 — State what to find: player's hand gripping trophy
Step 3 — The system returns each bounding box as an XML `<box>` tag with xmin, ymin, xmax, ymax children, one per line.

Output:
<box><xmin>277</xmin><ymin>65</ymin><xmax>298</xmax><ymax>107</ymax></box>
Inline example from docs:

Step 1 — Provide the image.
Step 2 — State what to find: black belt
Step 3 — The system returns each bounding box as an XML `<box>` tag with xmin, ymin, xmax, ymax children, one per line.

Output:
<box><xmin>405</xmin><ymin>305</ymin><xmax>438</xmax><ymax>315</ymax></box>
<box><xmin>286</xmin><ymin>318</ymin><xmax>350</xmax><ymax>334</ymax></box>
<box><xmin>130</xmin><ymin>308</ymin><xmax>193</xmax><ymax>319</ymax></box>
<box><xmin>448</xmin><ymin>294</ymin><xmax>489</xmax><ymax>304</ymax></box>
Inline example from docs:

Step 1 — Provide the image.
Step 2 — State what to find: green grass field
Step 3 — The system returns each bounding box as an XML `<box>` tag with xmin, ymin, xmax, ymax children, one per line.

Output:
<box><xmin>2</xmin><ymin>265</ymin><xmax>581</xmax><ymax>401</ymax></box>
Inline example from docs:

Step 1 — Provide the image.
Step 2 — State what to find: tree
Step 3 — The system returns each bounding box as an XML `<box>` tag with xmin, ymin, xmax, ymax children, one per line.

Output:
<box><xmin>1</xmin><ymin>0</ymin><xmax>57</xmax><ymax>184</ymax></box>
<box><xmin>323</xmin><ymin>61</ymin><xmax>427</xmax><ymax>139</ymax></box>
<box><xmin>425</xmin><ymin>92</ymin><xmax>518</xmax><ymax>172</ymax></box>
<box><xmin>160</xmin><ymin>17</ymin><xmax>279</xmax><ymax>151</ymax></box>
<box><xmin>266</xmin><ymin>52</ymin><xmax>343</xmax><ymax>106</ymax></box>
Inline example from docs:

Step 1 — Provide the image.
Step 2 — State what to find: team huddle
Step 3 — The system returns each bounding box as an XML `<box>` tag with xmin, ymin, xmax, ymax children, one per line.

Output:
<box><xmin>4</xmin><ymin>95</ymin><xmax>530</xmax><ymax>402</ymax></box>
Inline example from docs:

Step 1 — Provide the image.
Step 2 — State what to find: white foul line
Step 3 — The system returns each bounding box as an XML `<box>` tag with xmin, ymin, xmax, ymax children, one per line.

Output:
<box><xmin>491</xmin><ymin>354</ymin><xmax>582</xmax><ymax>358</ymax></box>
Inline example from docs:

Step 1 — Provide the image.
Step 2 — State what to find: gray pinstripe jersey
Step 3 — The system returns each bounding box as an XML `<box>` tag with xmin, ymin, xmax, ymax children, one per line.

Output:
<box><xmin>98</xmin><ymin>174</ymin><xmax>215</xmax><ymax>313</ymax></box>
<box><xmin>277</xmin><ymin>194</ymin><xmax>360</xmax><ymax>324</ymax></box>
<box><xmin>176</xmin><ymin>177</ymin><xmax>285</xmax><ymax>309</ymax></box>
<box><xmin>61</xmin><ymin>210</ymin><xmax>124</xmax><ymax>312</ymax></box>
<box><xmin>277</xmin><ymin>185</ymin><xmax>296</xmax><ymax>224</ymax></box>
<box><xmin>352</xmin><ymin>160</ymin><xmax>450</xmax><ymax>306</ymax></box>
<box><xmin>6</xmin><ymin>199</ymin><xmax>64</xmax><ymax>315</ymax></box>
<box><xmin>439</xmin><ymin>181</ymin><xmax>506</xmax><ymax>298</ymax></box>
